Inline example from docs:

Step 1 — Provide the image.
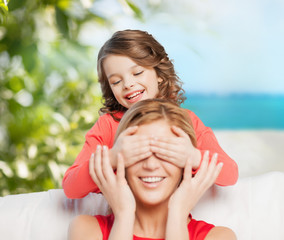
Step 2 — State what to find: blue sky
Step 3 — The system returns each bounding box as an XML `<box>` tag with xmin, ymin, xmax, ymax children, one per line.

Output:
<box><xmin>84</xmin><ymin>0</ymin><xmax>284</xmax><ymax>94</ymax></box>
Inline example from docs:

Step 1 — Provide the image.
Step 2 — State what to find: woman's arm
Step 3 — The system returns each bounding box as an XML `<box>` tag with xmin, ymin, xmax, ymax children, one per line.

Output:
<box><xmin>89</xmin><ymin>146</ymin><xmax>135</xmax><ymax>240</ymax></box>
<box><xmin>166</xmin><ymin>151</ymin><xmax>223</xmax><ymax>240</ymax></box>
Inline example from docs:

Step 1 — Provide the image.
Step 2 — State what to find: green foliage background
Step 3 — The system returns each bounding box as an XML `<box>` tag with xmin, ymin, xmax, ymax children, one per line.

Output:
<box><xmin>0</xmin><ymin>0</ymin><xmax>143</xmax><ymax>196</ymax></box>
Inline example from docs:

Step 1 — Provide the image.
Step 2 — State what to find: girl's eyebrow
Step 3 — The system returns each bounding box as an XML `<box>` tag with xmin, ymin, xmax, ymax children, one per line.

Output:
<box><xmin>107</xmin><ymin>64</ymin><xmax>141</xmax><ymax>79</ymax></box>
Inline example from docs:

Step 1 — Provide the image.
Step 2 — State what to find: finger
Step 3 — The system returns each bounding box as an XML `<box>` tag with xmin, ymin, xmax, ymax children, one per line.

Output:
<box><xmin>125</xmin><ymin>139</ymin><xmax>151</xmax><ymax>155</ymax></box>
<box><xmin>171</xmin><ymin>125</ymin><xmax>190</xmax><ymax>138</ymax></box>
<box><xmin>89</xmin><ymin>146</ymin><xmax>103</xmax><ymax>187</ymax></box>
<box><xmin>202</xmin><ymin>153</ymin><xmax>219</xmax><ymax>184</ymax></box>
<box><xmin>117</xmin><ymin>153</ymin><xmax>126</xmax><ymax>184</ymax></box>
<box><xmin>150</xmin><ymin>136</ymin><xmax>176</xmax><ymax>146</ymax></box>
<box><xmin>206</xmin><ymin>153</ymin><xmax>218</xmax><ymax>174</ymax></box>
<box><xmin>120</xmin><ymin>136</ymin><xmax>150</xmax><ymax>156</ymax></box>
<box><xmin>102</xmin><ymin>145</ymin><xmax>115</xmax><ymax>182</ymax></box>
<box><xmin>89</xmin><ymin>153</ymin><xmax>99</xmax><ymax>184</ymax></box>
<box><xmin>150</xmin><ymin>145</ymin><xmax>177</xmax><ymax>160</ymax></box>
<box><xmin>153</xmin><ymin>152</ymin><xmax>182</xmax><ymax>168</ymax></box>
<box><xmin>127</xmin><ymin>151</ymin><xmax>153</xmax><ymax>166</ymax></box>
<box><xmin>211</xmin><ymin>162</ymin><xmax>223</xmax><ymax>182</ymax></box>
<box><xmin>94</xmin><ymin>145</ymin><xmax>106</xmax><ymax>186</ymax></box>
<box><xmin>195</xmin><ymin>150</ymin><xmax>210</xmax><ymax>179</ymax></box>
<box><xmin>183</xmin><ymin>158</ymin><xmax>193</xmax><ymax>182</ymax></box>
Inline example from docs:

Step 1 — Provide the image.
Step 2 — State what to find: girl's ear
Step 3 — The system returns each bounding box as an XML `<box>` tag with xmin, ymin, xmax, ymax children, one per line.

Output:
<box><xmin>158</xmin><ymin>77</ymin><xmax>163</xmax><ymax>83</ymax></box>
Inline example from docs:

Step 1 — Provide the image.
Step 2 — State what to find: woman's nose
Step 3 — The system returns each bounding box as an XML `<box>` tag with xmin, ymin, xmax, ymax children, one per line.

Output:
<box><xmin>142</xmin><ymin>155</ymin><xmax>160</xmax><ymax>170</ymax></box>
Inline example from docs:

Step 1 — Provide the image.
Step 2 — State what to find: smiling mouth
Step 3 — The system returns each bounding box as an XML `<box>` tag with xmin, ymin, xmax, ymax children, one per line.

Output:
<box><xmin>126</xmin><ymin>90</ymin><xmax>145</xmax><ymax>100</ymax></box>
<box><xmin>140</xmin><ymin>177</ymin><xmax>165</xmax><ymax>183</ymax></box>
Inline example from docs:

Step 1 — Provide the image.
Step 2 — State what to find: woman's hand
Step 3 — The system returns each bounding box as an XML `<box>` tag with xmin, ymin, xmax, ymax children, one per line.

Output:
<box><xmin>149</xmin><ymin>125</ymin><xmax>201</xmax><ymax>169</ymax></box>
<box><xmin>110</xmin><ymin>126</ymin><xmax>152</xmax><ymax>169</ymax></box>
<box><xmin>168</xmin><ymin>151</ymin><xmax>223</xmax><ymax>220</ymax></box>
<box><xmin>89</xmin><ymin>145</ymin><xmax>136</xmax><ymax>217</ymax></box>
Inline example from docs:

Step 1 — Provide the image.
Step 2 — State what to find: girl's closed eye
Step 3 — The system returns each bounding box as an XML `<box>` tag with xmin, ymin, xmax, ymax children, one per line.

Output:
<box><xmin>133</xmin><ymin>70</ymin><xmax>144</xmax><ymax>76</ymax></box>
<box><xmin>111</xmin><ymin>79</ymin><xmax>121</xmax><ymax>85</ymax></box>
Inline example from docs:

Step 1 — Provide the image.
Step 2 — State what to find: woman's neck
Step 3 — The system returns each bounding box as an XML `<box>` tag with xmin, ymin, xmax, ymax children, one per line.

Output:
<box><xmin>133</xmin><ymin>201</ymin><xmax>169</xmax><ymax>239</ymax></box>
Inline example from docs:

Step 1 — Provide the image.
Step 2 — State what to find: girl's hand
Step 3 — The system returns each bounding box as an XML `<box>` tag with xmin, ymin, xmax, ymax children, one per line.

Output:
<box><xmin>89</xmin><ymin>145</ymin><xmax>136</xmax><ymax>216</ymax></box>
<box><xmin>110</xmin><ymin>126</ymin><xmax>152</xmax><ymax>169</ymax></box>
<box><xmin>168</xmin><ymin>151</ymin><xmax>223</xmax><ymax>220</ymax></box>
<box><xmin>150</xmin><ymin>125</ymin><xmax>201</xmax><ymax>169</ymax></box>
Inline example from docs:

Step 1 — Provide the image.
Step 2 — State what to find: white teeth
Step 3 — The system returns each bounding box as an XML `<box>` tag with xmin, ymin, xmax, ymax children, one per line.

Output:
<box><xmin>141</xmin><ymin>177</ymin><xmax>164</xmax><ymax>183</ymax></box>
<box><xmin>127</xmin><ymin>91</ymin><xmax>143</xmax><ymax>99</ymax></box>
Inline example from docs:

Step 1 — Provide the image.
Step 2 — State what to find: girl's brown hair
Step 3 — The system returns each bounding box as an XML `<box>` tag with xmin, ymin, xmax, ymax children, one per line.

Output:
<box><xmin>97</xmin><ymin>29</ymin><xmax>186</xmax><ymax>117</ymax></box>
<box><xmin>115</xmin><ymin>99</ymin><xmax>196</xmax><ymax>147</ymax></box>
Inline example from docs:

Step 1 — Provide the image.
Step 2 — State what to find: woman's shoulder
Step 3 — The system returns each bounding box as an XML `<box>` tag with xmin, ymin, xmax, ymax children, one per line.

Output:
<box><xmin>69</xmin><ymin>215</ymin><xmax>102</xmax><ymax>240</ymax></box>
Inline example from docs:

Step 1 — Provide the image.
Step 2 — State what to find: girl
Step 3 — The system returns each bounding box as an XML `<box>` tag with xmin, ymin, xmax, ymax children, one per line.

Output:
<box><xmin>68</xmin><ymin>99</ymin><xmax>237</xmax><ymax>240</ymax></box>
<box><xmin>63</xmin><ymin>29</ymin><xmax>238</xmax><ymax>199</ymax></box>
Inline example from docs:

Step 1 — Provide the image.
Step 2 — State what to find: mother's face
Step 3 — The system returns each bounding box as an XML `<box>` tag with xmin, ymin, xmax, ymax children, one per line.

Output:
<box><xmin>125</xmin><ymin>119</ymin><xmax>183</xmax><ymax>207</ymax></box>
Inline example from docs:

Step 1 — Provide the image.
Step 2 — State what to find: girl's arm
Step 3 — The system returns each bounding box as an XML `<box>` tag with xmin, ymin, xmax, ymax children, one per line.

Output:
<box><xmin>62</xmin><ymin>114</ymin><xmax>117</xmax><ymax>199</ymax></box>
<box><xmin>188</xmin><ymin>110</ymin><xmax>238</xmax><ymax>186</ymax></box>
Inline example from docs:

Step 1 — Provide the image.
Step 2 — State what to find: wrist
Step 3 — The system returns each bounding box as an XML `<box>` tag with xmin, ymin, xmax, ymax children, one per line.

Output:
<box><xmin>114</xmin><ymin>210</ymin><xmax>135</xmax><ymax>223</ymax></box>
<box><xmin>168</xmin><ymin>205</ymin><xmax>190</xmax><ymax>222</ymax></box>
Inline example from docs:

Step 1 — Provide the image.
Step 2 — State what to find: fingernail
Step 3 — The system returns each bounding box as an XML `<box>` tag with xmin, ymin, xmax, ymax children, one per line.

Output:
<box><xmin>213</xmin><ymin>153</ymin><xmax>218</xmax><ymax>159</ymax></box>
<box><xmin>205</xmin><ymin>150</ymin><xmax>209</xmax><ymax>156</ymax></box>
<box><xmin>91</xmin><ymin>153</ymin><xmax>94</xmax><ymax>158</ymax></box>
<box><xmin>103</xmin><ymin>145</ymin><xmax>108</xmax><ymax>150</ymax></box>
<box><xmin>97</xmin><ymin>145</ymin><xmax>101</xmax><ymax>149</ymax></box>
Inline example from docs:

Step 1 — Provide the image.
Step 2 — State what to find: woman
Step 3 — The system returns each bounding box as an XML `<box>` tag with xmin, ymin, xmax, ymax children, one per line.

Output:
<box><xmin>68</xmin><ymin>99</ymin><xmax>236</xmax><ymax>240</ymax></box>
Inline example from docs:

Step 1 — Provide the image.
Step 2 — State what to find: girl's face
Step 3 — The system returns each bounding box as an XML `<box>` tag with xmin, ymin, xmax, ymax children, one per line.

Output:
<box><xmin>125</xmin><ymin>120</ymin><xmax>183</xmax><ymax>207</ymax></box>
<box><xmin>103</xmin><ymin>55</ymin><xmax>163</xmax><ymax>109</ymax></box>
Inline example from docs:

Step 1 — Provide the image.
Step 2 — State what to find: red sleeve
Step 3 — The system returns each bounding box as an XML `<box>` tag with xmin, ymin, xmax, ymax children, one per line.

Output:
<box><xmin>188</xmin><ymin>110</ymin><xmax>238</xmax><ymax>186</ymax></box>
<box><xmin>188</xmin><ymin>217</ymin><xmax>215</xmax><ymax>240</ymax></box>
<box><xmin>96</xmin><ymin>215</ymin><xmax>114</xmax><ymax>240</ymax></box>
<box><xmin>62</xmin><ymin>114</ymin><xmax>120</xmax><ymax>199</ymax></box>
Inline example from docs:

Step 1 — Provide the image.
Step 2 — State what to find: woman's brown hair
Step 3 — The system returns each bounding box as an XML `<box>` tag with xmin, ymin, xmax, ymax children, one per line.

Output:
<box><xmin>97</xmin><ymin>29</ymin><xmax>186</xmax><ymax>118</ymax></box>
<box><xmin>115</xmin><ymin>99</ymin><xmax>196</xmax><ymax>147</ymax></box>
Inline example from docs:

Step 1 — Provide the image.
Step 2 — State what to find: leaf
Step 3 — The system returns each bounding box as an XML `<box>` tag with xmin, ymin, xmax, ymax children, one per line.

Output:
<box><xmin>125</xmin><ymin>0</ymin><xmax>143</xmax><ymax>20</ymax></box>
<box><xmin>20</xmin><ymin>43</ymin><xmax>38</xmax><ymax>72</ymax></box>
<box><xmin>55</xmin><ymin>6</ymin><xmax>69</xmax><ymax>38</ymax></box>
<box><xmin>7</xmin><ymin>0</ymin><xmax>26</xmax><ymax>11</ymax></box>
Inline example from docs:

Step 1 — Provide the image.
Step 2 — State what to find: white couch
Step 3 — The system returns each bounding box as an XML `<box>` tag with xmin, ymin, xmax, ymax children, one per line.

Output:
<box><xmin>1</xmin><ymin>130</ymin><xmax>284</xmax><ymax>240</ymax></box>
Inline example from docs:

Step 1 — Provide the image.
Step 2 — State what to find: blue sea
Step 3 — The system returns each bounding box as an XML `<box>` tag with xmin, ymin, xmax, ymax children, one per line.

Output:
<box><xmin>182</xmin><ymin>94</ymin><xmax>284</xmax><ymax>129</ymax></box>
